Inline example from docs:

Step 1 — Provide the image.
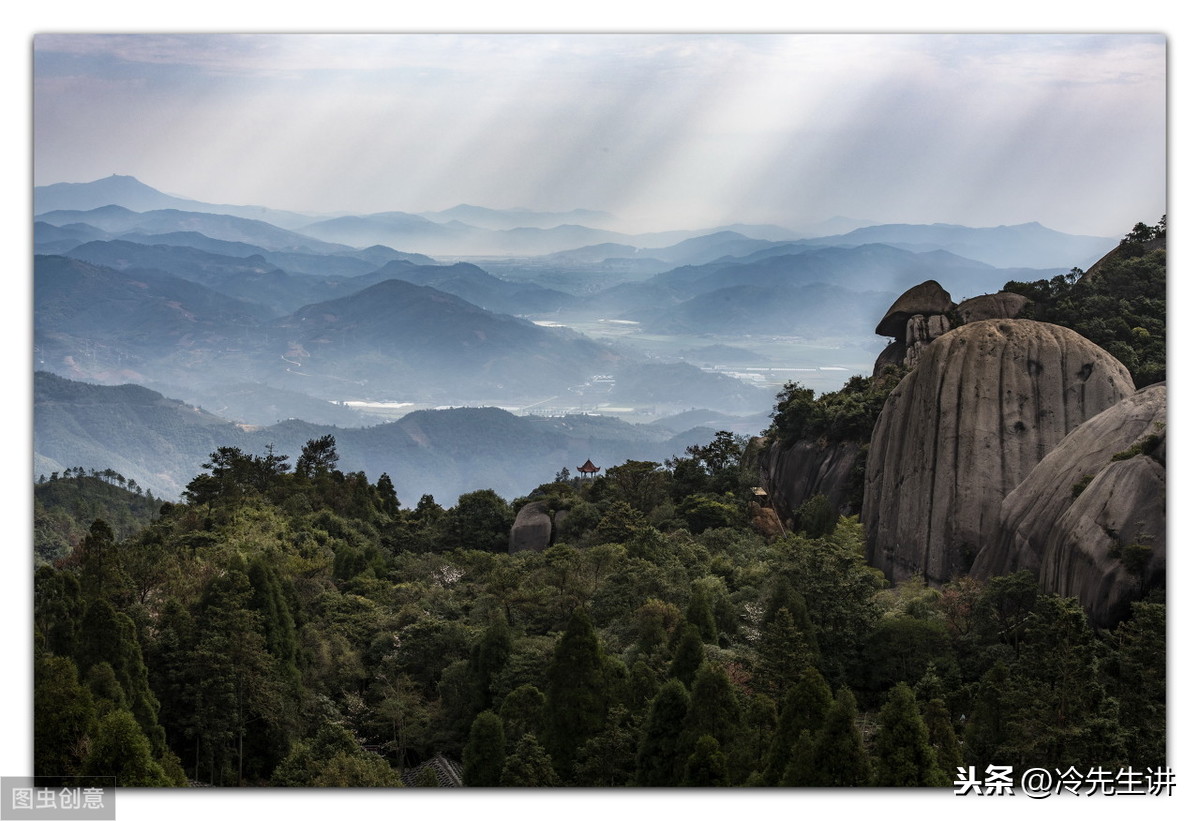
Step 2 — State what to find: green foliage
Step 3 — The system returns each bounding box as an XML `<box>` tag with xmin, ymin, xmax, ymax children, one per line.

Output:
<box><xmin>872</xmin><ymin>682</ymin><xmax>948</xmax><ymax>787</ymax></box>
<box><xmin>811</xmin><ymin>688</ymin><xmax>870</xmax><ymax>787</ymax></box>
<box><xmin>794</xmin><ymin>494</ymin><xmax>837</xmax><ymax>538</ymax></box>
<box><xmin>500</xmin><ymin>734</ymin><xmax>561</xmax><ymax>787</ymax></box>
<box><xmin>573</xmin><ymin>707</ymin><xmax>637</xmax><ymax>787</ymax></box>
<box><xmin>767</xmin><ymin>369</ymin><xmax>905</xmax><ymax>447</ymax></box>
<box><xmin>542</xmin><ymin>608</ymin><xmax>611</xmax><ymax>775</ymax></box>
<box><xmin>1004</xmin><ymin>229</ymin><xmax>1165</xmax><ymax>387</ymax></box>
<box><xmin>271</xmin><ymin>721</ymin><xmax>401</xmax><ymax>787</ymax></box>
<box><xmin>682</xmin><ymin>735</ymin><xmax>730</xmax><ymax>786</ymax></box>
<box><xmin>763</xmin><ymin>665</ymin><xmax>832</xmax><ymax>785</ymax></box>
<box><xmin>35</xmin><ymin>654</ymin><xmax>96</xmax><ymax>779</ymax></box>
<box><xmin>82</xmin><ymin>709</ymin><xmax>173</xmax><ymax>787</ymax></box>
<box><xmin>635</xmin><ymin>679</ymin><xmax>691</xmax><ymax>786</ymax></box>
<box><xmin>667</xmin><ymin>624</ymin><xmax>706</xmax><ymax>688</ymax></box>
<box><xmin>462</xmin><ymin>711</ymin><xmax>505</xmax><ymax>786</ymax></box>
<box><xmin>29</xmin><ymin>426</ymin><xmax>1166</xmax><ymax>789</ymax></box>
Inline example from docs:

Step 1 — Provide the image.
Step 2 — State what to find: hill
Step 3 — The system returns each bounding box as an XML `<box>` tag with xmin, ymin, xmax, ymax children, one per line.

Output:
<box><xmin>33</xmin><ymin>373</ymin><xmax>722</xmax><ymax>502</ymax></box>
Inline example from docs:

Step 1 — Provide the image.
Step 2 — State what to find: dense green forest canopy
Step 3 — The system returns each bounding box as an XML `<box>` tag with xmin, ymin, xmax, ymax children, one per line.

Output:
<box><xmin>34</xmin><ymin>427</ymin><xmax>1165</xmax><ymax>787</ymax></box>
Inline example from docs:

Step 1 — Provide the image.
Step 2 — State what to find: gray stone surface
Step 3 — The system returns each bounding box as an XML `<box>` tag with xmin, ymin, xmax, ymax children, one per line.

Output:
<box><xmin>957</xmin><ymin>292</ymin><xmax>1031</xmax><ymax>324</ymax></box>
<box><xmin>862</xmin><ymin>319</ymin><xmax>1135</xmax><ymax>585</ymax></box>
<box><xmin>509</xmin><ymin>501</ymin><xmax>553</xmax><ymax>553</ymax></box>
<box><xmin>874</xmin><ymin>280</ymin><xmax>955</xmax><ymax>337</ymax></box>
<box><xmin>972</xmin><ymin>384</ymin><xmax>1165</xmax><ymax>626</ymax></box>
<box><xmin>760</xmin><ymin>437</ymin><xmax>864</xmax><ymax>525</ymax></box>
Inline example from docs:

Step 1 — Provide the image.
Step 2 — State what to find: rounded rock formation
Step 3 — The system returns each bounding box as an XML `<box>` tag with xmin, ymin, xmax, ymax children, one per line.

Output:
<box><xmin>956</xmin><ymin>292</ymin><xmax>1031</xmax><ymax>324</ymax></box>
<box><xmin>862</xmin><ymin>319</ymin><xmax>1135</xmax><ymax>585</ymax></box>
<box><xmin>509</xmin><ymin>501</ymin><xmax>554</xmax><ymax>553</ymax></box>
<box><xmin>972</xmin><ymin>384</ymin><xmax>1165</xmax><ymax>626</ymax></box>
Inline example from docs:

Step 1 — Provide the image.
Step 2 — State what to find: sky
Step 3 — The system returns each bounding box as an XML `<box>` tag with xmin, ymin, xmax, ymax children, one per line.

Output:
<box><xmin>33</xmin><ymin>32</ymin><xmax>1166</xmax><ymax>237</ymax></box>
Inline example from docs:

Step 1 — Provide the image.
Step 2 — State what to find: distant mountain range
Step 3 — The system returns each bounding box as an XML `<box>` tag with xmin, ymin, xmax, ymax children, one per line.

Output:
<box><xmin>35</xmin><ymin>253</ymin><xmax>764</xmax><ymax>414</ymax></box>
<box><xmin>36</xmin><ymin>176</ymin><xmax>1115</xmax><ymax>265</ymax></box>
<box><xmin>33</xmin><ymin>175</ymin><xmax>1128</xmax><ymax>501</ymax></box>
<box><xmin>34</xmin><ymin>372</ymin><xmax>727</xmax><ymax>503</ymax></box>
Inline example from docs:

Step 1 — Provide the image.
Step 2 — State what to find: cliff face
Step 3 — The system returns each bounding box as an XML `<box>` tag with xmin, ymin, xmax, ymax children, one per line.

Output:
<box><xmin>973</xmin><ymin>384</ymin><xmax>1165</xmax><ymax>626</ymax></box>
<box><xmin>759</xmin><ymin>437</ymin><xmax>864</xmax><ymax>524</ymax></box>
<box><xmin>862</xmin><ymin>318</ymin><xmax>1135</xmax><ymax>585</ymax></box>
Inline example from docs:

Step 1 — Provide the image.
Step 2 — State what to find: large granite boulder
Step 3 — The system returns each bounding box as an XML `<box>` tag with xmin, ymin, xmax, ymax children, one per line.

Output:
<box><xmin>509</xmin><ymin>501</ymin><xmax>554</xmax><ymax>553</ymax></box>
<box><xmin>956</xmin><ymin>292</ymin><xmax>1031</xmax><ymax>324</ymax></box>
<box><xmin>972</xmin><ymin>384</ymin><xmax>1165</xmax><ymax>626</ymax></box>
<box><xmin>862</xmin><ymin>319</ymin><xmax>1135</xmax><ymax>585</ymax></box>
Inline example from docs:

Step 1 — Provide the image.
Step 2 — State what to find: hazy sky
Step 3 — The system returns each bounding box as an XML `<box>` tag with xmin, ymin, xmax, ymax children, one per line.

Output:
<box><xmin>34</xmin><ymin>33</ymin><xmax>1165</xmax><ymax>236</ymax></box>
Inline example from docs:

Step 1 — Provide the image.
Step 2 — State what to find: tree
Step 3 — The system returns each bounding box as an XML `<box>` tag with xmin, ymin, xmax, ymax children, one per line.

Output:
<box><xmin>680</xmin><ymin>662</ymin><xmax>742</xmax><ymax>762</ymax></box>
<box><xmin>872</xmin><ymin>682</ymin><xmax>948</xmax><ymax>787</ymax></box>
<box><xmin>811</xmin><ymin>687</ymin><xmax>870</xmax><ymax>787</ymax></box>
<box><xmin>295</xmin><ymin>435</ymin><xmax>339</xmax><ymax>479</ymax></box>
<box><xmin>922</xmin><ymin>697</ymin><xmax>962</xmax><ymax>779</ymax></box>
<box><xmin>500</xmin><ymin>734</ymin><xmax>561</xmax><ymax>787</ymax></box>
<box><xmin>34</xmin><ymin>654</ymin><xmax>96</xmax><ymax>780</ymax></box>
<box><xmin>271</xmin><ymin>721</ymin><xmax>401</xmax><ymax>787</ymax></box>
<box><xmin>542</xmin><ymin>608</ymin><xmax>610</xmax><ymax>775</ymax></box>
<box><xmin>682</xmin><ymin>735</ymin><xmax>730</xmax><ymax>787</ymax></box>
<box><xmin>635</xmin><ymin>678</ymin><xmax>691</xmax><ymax>786</ymax></box>
<box><xmin>82</xmin><ymin>709</ymin><xmax>173</xmax><ymax>787</ymax></box>
<box><xmin>667</xmin><ymin>623</ymin><xmax>705</xmax><ymax>688</ymax></box>
<box><xmin>468</xmin><ymin>614</ymin><xmax>512</xmax><ymax>713</ymax></box>
<box><xmin>763</xmin><ymin>665</ymin><xmax>832</xmax><ymax>785</ymax></box>
<box><xmin>446</xmin><ymin>489</ymin><xmax>514</xmax><ymax>552</ymax></box>
<box><xmin>573</xmin><ymin>707</ymin><xmax>637</xmax><ymax>787</ymax></box>
<box><xmin>462</xmin><ymin>711</ymin><xmax>506</xmax><ymax>787</ymax></box>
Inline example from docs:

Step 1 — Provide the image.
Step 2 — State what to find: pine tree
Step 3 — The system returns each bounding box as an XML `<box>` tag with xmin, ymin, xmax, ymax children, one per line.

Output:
<box><xmin>684</xmin><ymin>582</ymin><xmax>719</xmax><ymax>643</ymax></box>
<box><xmin>500</xmin><ymin>734</ymin><xmax>561</xmax><ymax>786</ymax></box>
<box><xmin>635</xmin><ymin>678</ymin><xmax>691</xmax><ymax>786</ymax></box>
<box><xmin>812</xmin><ymin>687</ymin><xmax>870</xmax><ymax>786</ymax></box>
<box><xmin>667</xmin><ymin>622</ymin><xmax>705</xmax><ymax>688</ymax></box>
<box><xmin>682</xmin><ymin>735</ymin><xmax>730</xmax><ymax>787</ymax></box>
<box><xmin>74</xmin><ymin>598</ymin><xmax>165</xmax><ymax>756</ymax></box>
<box><xmin>34</xmin><ymin>654</ymin><xmax>96</xmax><ymax>779</ymax></box>
<box><xmin>573</xmin><ymin>707</ymin><xmax>637</xmax><ymax>787</ymax></box>
<box><xmin>680</xmin><ymin>662</ymin><xmax>743</xmax><ymax>778</ymax></box>
<box><xmin>779</xmin><ymin>730</ymin><xmax>817</xmax><ymax>786</ymax></box>
<box><xmin>754</xmin><ymin>606</ymin><xmax>816</xmax><ymax>698</ymax></box>
<box><xmin>922</xmin><ymin>697</ymin><xmax>962</xmax><ymax>779</ymax></box>
<box><xmin>469</xmin><ymin>614</ymin><xmax>512</xmax><ymax>712</ymax></box>
<box><xmin>82</xmin><ymin>709</ymin><xmax>171</xmax><ymax>787</ymax></box>
<box><xmin>763</xmin><ymin>664</ymin><xmax>833</xmax><ymax>784</ymax></box>
<box><xmin>542</xmin><ymin>608</ymin><xmax>609</xmax><ymax>776</ymax></box>
<box><xmin>872</xmin><ymin>682</ymin><xmax>948</xmax><ymax>787</ymax></box>
<box><xmin>462</xmin><ymin>711</ymin><xmax>506</xmax><ymax>786</ymax></box>
<box><xmin>499</xmin><ymin>684</ymin><xmax>545</xmax><ymax>746</ymax></box>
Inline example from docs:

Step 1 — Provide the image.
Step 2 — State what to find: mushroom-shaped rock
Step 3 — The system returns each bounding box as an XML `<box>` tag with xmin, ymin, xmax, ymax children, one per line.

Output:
<box><xmin>509</xmin><ymin>501</ymin><xmax>554</xmax><ymax>554</ymax></box>
<box><xmin>957</xmin><ymin>292</ymin><xmax>1031</xmax><ymax>325</ymax></box>
<box><xmin>972</xmin><ymin>384</ymin><xmax>1165</xmax><ymax>627</ymax></box>
<box><xmin>874</xmin><ymin>280</ymin><xmax>955</xmax><ymax>338</ymax></box>
<box><xmin>862</xmin><ymin>319</ymin><xmax>1135</xmax><ymax>585</ymax></box>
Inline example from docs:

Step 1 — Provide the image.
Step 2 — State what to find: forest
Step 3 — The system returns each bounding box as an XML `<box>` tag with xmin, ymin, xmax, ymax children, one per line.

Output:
<box><xmin>33</xmin><ymin>427</ymin><xmax>1165</xmax><ymax>788</ymax></box>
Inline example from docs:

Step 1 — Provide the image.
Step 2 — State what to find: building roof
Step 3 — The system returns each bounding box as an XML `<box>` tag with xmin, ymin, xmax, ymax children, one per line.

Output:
<box><xmin>577</xmin><ymin>459</ymin><xmax>599</xmax><ymax>473</ymax></box>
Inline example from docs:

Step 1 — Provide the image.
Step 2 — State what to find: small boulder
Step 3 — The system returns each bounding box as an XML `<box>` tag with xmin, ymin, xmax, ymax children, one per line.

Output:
<box><xmin>509</xmin><ymin>502</ymin><xmax>554</xmax><ymax>553</ymax></box>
